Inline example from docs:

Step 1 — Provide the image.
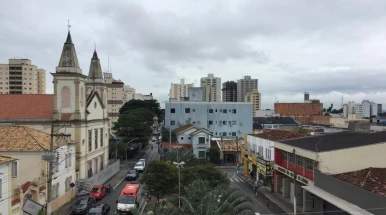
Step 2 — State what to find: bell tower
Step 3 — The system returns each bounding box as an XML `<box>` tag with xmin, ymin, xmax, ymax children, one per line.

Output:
<box><xmin>52</xmin><ymin>30</ymin><xmax>87</xmax><ymax>121</ymax></box>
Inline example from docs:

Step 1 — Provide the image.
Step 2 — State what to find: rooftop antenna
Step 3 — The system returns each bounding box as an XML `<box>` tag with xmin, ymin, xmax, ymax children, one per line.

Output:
<box><xmin>94</xmin><ymin>41</ymin><xmax>96</xmax><ymax>51</ymax></box>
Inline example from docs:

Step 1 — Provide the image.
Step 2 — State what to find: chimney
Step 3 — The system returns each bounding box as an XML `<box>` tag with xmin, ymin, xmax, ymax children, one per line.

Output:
<box><xmin>304</xmin><ymin>92</ymin><xmax>310</xmax><ymax>101</ymax></box>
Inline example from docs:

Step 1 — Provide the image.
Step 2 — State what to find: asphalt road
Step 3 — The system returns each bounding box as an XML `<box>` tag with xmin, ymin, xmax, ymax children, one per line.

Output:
<box><xmin>221</xmin><ymin>168</ymin><xmax>286</xmax><ymax>215</ymax></box>
<box><xmin>98</xmin><ymin>141</ymin><xmax>159</xmax><ymax>214</ymax></box>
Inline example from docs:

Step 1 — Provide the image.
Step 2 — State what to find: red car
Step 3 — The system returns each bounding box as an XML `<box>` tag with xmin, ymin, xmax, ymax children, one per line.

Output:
<box><xmin>90</xmin><ymin>184</ymin><xmax>106</xmax><ymax>200</ymax></box>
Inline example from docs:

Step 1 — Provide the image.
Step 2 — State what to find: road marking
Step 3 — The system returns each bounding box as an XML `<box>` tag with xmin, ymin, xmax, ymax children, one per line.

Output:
<box><xmin>229</xmin><ymin>178</ymin><xmax>234</xmax><ymax>182</ymax></box>
<box><xmin>234</xmin><ymin>178</ymin><xmax>240</xmax><ymax>182</ymax></box>
<box><xmin>114</xmin><ymin>176</ymin><xmax>126</xmax><ymax>190</ymax></box>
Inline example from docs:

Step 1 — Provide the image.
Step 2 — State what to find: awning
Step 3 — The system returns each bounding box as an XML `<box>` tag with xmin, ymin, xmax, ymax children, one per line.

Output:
<box><xmin>302</xmin><ymin>186</ymin><xmax>373</xmax><ymax>215</ymax></box>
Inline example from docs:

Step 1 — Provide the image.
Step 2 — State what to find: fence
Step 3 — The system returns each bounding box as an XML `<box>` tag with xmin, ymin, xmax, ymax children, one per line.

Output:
<box><xmin>76</xmin><ymin>160</ymin><xmax>120</xmax><ymax>194</ymax></box>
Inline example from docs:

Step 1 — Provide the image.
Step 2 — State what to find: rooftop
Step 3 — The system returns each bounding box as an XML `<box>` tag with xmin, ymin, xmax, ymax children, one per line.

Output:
<box><xmin>0</xmin><ymin>155</ymin><xmax>17</xmax><ymax>165</ymax></box>
<box><xmin>253</xmin><ymin>117</ymin><xmax>298</xmax><ymax>125</ymax></box>
<box><xmin>161</xmin><ymin>142</ymin><xmax>193</xmax><ymax>151</ymax></box>
<box><xmin>0</xmin><ymin>126</ymin><xmax>50</xmax><ymax>151</ymax></box>
<box><xmin>280</xmin><ymin>131</ymin><xmax>386</xmax><ymax>152</ymax></box>
<box><xmin>167</xmin><ymin>101</ymin><xmax>252</xmax><ymax>105</ymax></box>
<box><xmin>174</xmin><ymin>124</ymin><xmax>194</xmax><ymax>134</ymax></box>
<box><xmin>334</xmin><ymin>168</ymin><xmax>386</xmax><ymax>197</ymax></box>
<box><xmin>0</xmin><ymin>94</ymin><xmax>54</xmax><ymax>120</ymax></box>
<box><xmin>252</xmin><ymin>130</ymin><xmax>307</xmax><ymax>141</ymax></box>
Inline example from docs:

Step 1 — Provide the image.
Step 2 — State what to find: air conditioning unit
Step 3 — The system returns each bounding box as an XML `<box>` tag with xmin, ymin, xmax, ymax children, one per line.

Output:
<box><xmin>239</xmin><ymin>123</ymin><xmax>243</xmax><ymax>126</ymax></box>
<box><xmin>238</xmin><ymin>130</ymin><xmax>241</xmax><ymax>133</ymax></box>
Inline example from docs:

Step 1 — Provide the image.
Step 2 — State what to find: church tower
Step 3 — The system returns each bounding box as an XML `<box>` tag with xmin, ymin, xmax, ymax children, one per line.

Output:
<box><xmin>85</xmin><ymin>47</ymin><xmax>108</xmax><ymax>107</ymax></box>
<box><xmin>52</xmin><ymin>30</ymin><xmax>87</xmax><ymax>121</ymax></box>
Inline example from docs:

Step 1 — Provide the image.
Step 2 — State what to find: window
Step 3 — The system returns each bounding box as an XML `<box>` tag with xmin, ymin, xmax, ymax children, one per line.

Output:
<box><xmin>222</xmin><ymin>132</ymin><xmax>227</xmax><ymax>136</ymax></box>
<box><xmin>232</xmin><ymin>109</ymin><xmax>237</xmax><ymax>114</ymax></box>
<box><xmin>188</xmin><ymin>137</ymin><xmax>191</xmax><ymax>140</ymax></box>
<box><xmin>181</xmin><ymin>137</ymin><xmax>184</xmax><ymax>140</ymax></box>
<box><xmin>266</xmin><ymin>148</ymin><xmax>272</xmax><ymax>160</ymax></box>
<box><xmin>171</xmin><ymin>108</ymin><xmax>175</xmax><ymax>113</ymax></box>
<box><xmin>65</xmin><ymin>153</ymin><xmax>69</xmax><ymax>168</ymax></box>
<box><xmin>88</xmin><ymin>130</ymin><xmax>92</xmax><ymax>151</ymax></box>
<box><xmin>232</xmin><ymin>132</ymin><xmax>236</xmax><ymax>136</ymax></box>
<box><xmin>288</xmin><ymin>153</ymin><xmax>295</xmax><ymax>163</ymax></box>
<box><xmin>208</xmin><ymin>121</ymin><xmax>213</xmax><ymax>125</ymax></box>
<box><xmin>223</xmin><ymin>121</ymin><xmax>227</xmax><ymax>125</ymax></box>
<box><xmin>0</xmin><ymin>178</ymin><xmax>2</xmax><ymax>198</ymax></box>
<box><xmin>100</xmin><ymin>128</ymin><xmax>104</xmax><ymax>147</ymax></box>
<box><xmin>69</xmin><ymin>153</ymin><xmax>72</xmax><ymax>167</ymax></box>
<box><xmin>11</xmin><ymin>161</ymin><xmax>17</xmax><ymax>178</ymax></box>
<box><xmin>232</xmin><ymin>121</ymin><xmax>236</xmax><ymax>125</ymax></box>
<box><xmin>94</xmin><ymin>129</ymin><xmax>98</xmax><ymax>149</ymax></box>
<box><xmin>61</xmin><ymin>86</ymin><xmax>71</xmax><ymax>108</ymax></box>
<box><xmin>198</xmin><ymin>151</ymin><xmax>206</xmax><ymax>158</ymax></box>
<box><xmin>258</xmin><ymin>146</ymin><xmax>263</xmax><ymax>157</ymax></box>
<box><xmin>185</xmin><ymin>108</ymin><xmax>190</xmax><ymax>113</ymax></box>
<box><xmin>171</xmin><ymin>120</ymin><xmax>176</xmax><ymax>125</ymax></box>
<box><xmin>208</xmin><ymin>109</ymin><xmax>213</xmax><ymax>113</ymax></box>
<box><xmin>198</xmin><ymin>137</ymin><xmax>205</xmax><ymax>144</ymax></box>
<box><xmin>297</xmin><ymin>156</ymin><xmax>304</xmax><ymax>167</ymax></box>
<box><xmin>223</xmin><ymin>109</ymin><xmax>227</xmax><ymax>113</ymax></box>
<box><xmin>305</xmin><ymin>158</ymin><xmax>314</xmax><ymax>171</ymax></box>
<box><xmin>100</xmin><ymin>155</ymin><xmax>104</xmax><ymax>171</ymax></box>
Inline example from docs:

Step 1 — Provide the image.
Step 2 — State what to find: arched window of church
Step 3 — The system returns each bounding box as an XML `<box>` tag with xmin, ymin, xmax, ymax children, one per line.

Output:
<box><xmin>61</xmin><ymin>86</ymin><xmax>71</xmax><ymax>108</ymax></box>
<box><xmin>80</xmin><ymin>87</ymin><xmax>84</xmax><ymax>107</ymax></box>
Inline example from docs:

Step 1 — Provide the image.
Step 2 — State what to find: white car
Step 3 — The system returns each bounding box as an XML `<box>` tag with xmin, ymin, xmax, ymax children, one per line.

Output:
<box><xmin>133</xmin><ymin>162</ymin><xmax>145</xmax><ymax>172</ymax></box>
<box><xmin>139</xmin><ymin>159</ymin><xmax>146</xmax><ymax>167</ymax></box>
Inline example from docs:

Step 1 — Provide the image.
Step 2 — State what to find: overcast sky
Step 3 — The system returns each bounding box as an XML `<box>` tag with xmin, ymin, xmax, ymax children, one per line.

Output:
<box><xmin>2</xmin><ymin>0</ymin><xmax>386</xmax><ymax>109</ymax></box>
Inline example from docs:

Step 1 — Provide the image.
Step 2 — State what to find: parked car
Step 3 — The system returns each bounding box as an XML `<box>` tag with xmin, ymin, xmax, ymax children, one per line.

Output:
<box><xmin>90</xmin><ymin>184</ymin><xmax>106</xmax><ymax>200</ymax></box>
<box><xmin>126</xmin><ymin>169</ymin><xmax>139</xmax><ymax>180</ymax></box>
<box><xmin>139</xmin><ymin>159</ymin><xmax>146</xmax><ymax>167</ymax></box>
<box><xmin>71</xmin><ymin>195</ymin><xmax>96</xmax><ymax>215</ymax></box>
<box><xmin>133</xmin><ymin>162</ymin><xmax>145</xmax><ymax>172</ymax></box>
<box><xmin>87</xmin><ymin>203</ymin><xmax>110</xmax><ymax>215</ymax></box>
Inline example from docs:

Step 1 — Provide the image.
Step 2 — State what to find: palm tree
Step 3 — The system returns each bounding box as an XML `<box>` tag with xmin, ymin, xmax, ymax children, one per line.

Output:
<box><xmin>179</xmin><ymin>180</ymin><xmax>255</xmax><ymax>215</ymax></box>
<box><xmin>127</xmin><ymin>203</ymin><xmax>179</xmax><ymax>215</ymax></box>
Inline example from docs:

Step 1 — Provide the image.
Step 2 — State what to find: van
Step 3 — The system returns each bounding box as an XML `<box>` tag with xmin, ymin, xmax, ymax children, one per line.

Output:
<box><xmin>116</xmin><ymin>183</ymin><xmax>140</xmax><ymax>214</ymax></box>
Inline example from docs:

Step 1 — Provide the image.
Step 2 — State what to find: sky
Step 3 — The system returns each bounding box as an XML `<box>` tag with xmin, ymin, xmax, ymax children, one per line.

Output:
<box><xmin>2</xmin><ymin>0</ymin><xmax>386</xmax><ymax>110</ymax></box>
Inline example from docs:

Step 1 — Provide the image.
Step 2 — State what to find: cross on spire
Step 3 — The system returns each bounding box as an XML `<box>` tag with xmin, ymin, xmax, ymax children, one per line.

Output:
<box><xmin>94</xmin><ymin>41</ymin><xmax>96</xmax><ymax>51</ymax></box>
<box><xmin>68</xmin><ymin>20</ymin><xmax>71</xmax><ymax>32</ymax></box>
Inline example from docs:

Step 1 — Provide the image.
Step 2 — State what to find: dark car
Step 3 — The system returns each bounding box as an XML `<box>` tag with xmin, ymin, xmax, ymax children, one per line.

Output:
<box><xmin>125</xmin><ymin>169</ymin><xmax>139</xmax><ymax>180</ymax></box>
<box><xmin>71</xmin><ymin>195</ymin><xmax>96</xmax><ymax>215</ymax></box>
<box><xmin>87</xmin><ymin>204</ymin><xmax>110</xmax><ymax>215</ymax></box>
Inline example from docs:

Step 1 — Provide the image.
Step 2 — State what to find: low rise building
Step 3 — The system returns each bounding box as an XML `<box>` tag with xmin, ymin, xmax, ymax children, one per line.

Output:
<box><xmin>173</xmin><ymin>124</ymin><xmax>212</xmax><ymax>159</ymax></box>
<box><xmin>0</xmin><ymin>155</ymin><xmax>18</xmax><ymax>215</ymax></box>
<box><xmin>253</xmin><ymin>116</ymin><xmax>298</xmax><ymax>131</ymax></box>
<box><xmin>165</xmin><ymin>101</ymin><xmax>253</xmax><ymax>138</ymax></box>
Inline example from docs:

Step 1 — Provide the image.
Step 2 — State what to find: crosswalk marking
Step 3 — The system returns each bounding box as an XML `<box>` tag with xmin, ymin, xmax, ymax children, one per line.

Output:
<box><xmin>228</xmin><ymin>174</ymin><xmax>243</xmax><ymax>183</ymax></box>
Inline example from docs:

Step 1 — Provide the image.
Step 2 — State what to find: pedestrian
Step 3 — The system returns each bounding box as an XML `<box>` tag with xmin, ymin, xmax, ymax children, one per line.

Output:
<box><xmin>250</xmin><ymin>170</ymin><xmax>254</xmax><ymax>181</ymax></box>
<box><xmin>151</xmin><ymin>145</ymin><xmax>153</xmax><ymax>150</ymax></box>
<box><xmin>254</xmin><ymin>180</ymin><xmax>258</xmax><ymax>192</ymax></box>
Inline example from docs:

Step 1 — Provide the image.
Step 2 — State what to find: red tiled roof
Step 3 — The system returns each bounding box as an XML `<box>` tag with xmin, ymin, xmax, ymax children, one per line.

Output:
<box><xmin>190</xmin><ymin>128</ymin><xmax>211</xmax><ymax>136</ymax></box>
<box><xmin>162</xmin><ymin>142</ymin><xmax>192</xmax><ymax>150</ymax></box>
<box><xmin>39</xmin><ymin>186</ymin><xmax>46</xmax><ymax>192</ymax></box>
<box><xmin>174</xmin><ymin>124</ymin><xmax>195</xmax><ymax>134</ymax></box>
<box><xmin>21</xmin><ymin>181</ymin><xmax>38</xmax><ymax>193</ymax></box>
<box><xmin>0</xmin><ymin>94</ymin><xmax>54</xmax><ymax>119</ymax></box>
<box><xmin>216</xmin><ymin>140</ymin><xmax>244</xmax><ymax>152</ymax></box>
<box><xmin>252</xmin><ymin>129</ymin><xmax>307</xmax><ymax>141</ymax></box>
<box><xmin>0</xmin><ymin>126</ymin><xmax>50</xmax><ymax>151</ymax></box>
<box><xmin>334</xmin><ymin>168</ymin><xmax>386</xmax><ymax>197</ymax></box>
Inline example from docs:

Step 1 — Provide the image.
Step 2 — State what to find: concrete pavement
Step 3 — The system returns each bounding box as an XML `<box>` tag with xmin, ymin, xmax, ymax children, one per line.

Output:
<box><xmin>221</xmin><ymin>168</ymin><xmax>286</xmax><ymax>215</ymax></box>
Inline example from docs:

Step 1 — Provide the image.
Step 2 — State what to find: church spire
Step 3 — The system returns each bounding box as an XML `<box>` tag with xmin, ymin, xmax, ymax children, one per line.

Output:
<box><xmin>88</xmin><ymin>46</ymin><xmax>103</xmax><ymax>80</ymax></box>
<box><xmin>57</xmin><ymin>25</ymin><xmax>80</xmax><ymax>69</ymax></box>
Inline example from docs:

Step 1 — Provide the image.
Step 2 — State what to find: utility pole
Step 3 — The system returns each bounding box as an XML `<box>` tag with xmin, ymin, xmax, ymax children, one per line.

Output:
<box><xmin>293</xmin><ymin>148</ymin><xmax>297</xmax><ymax>215</ymax></box>
<box><xmin>236</xmin><ymin>136</ymin><xmax>239</xmax><ymax>163</ymax></box>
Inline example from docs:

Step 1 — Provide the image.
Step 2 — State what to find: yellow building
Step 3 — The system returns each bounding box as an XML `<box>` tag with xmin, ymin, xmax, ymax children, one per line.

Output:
<box><xmin>244</xmin><ymin>89</ymin><xmax>261</xmax><ymax>117</ymax></box>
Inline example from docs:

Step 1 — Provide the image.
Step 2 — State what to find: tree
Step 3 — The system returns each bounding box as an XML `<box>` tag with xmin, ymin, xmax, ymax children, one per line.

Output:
<box><xmin>141</xmin><ymin>160</ymin><xmax>178</xmax><ymax>202</ymax></box>
<box><xmin>181</xmin><ymin>163</ymin><xmax>229</xmax><ymax>188</ymax></box>
<box><xmin>165</xmin><ymin>149</ymin><xmax>198</xmax><ymax>167</ymax></box>
<box><xmin>161</xmin><ymin>128</ymin><xmax>177</xmax><ymax>142</ymax></box>
<box><xmin>208</xmin><ymin>147</ymin><xmax>220</xmax><ymax>164</ymax></box>
<box><xmin>179</xmin><ymin>180</ymin><xmax>254</xmax><ymax>215</ymax></box>
<box><xmin>120</xmin><ymin>99</ymin><xmax>161</xmax><ymax>119</ymax></box>
<box><xmin>114</xmin><ymin>109</ymin><xmax>153</xmax><ymax>142</ymax></box>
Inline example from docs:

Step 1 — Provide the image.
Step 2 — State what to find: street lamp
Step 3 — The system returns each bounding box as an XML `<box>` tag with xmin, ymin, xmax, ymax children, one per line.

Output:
<box><xmin>126</xmin><ymin>138</ymin><xmax>139</xmax><ymax>162</ymax></box>
<box><xmin>172</xmin><ymin>146</ymin><xmax>185</xmax><ymax>209</ymax></box>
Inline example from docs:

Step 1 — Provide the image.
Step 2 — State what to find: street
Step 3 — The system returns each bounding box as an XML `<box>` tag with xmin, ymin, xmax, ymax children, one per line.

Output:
<box><xmin>97</xmin><ymin>141</ymin><xmax>159</xmax><ymax>214</ymax></box>
<box><xmin>221</xmin><ymin>168</ymin><xmax>286</xmax><ymax>215</ymax></box>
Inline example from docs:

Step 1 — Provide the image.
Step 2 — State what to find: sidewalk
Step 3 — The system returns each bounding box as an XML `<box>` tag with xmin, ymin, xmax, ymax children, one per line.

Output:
<box><xmin>237</xmin><ymin>173</ymin><xmax>304</xmax><ymax>215</ymax></box>
<box><xmin>53</xmin><ymin>166</ymin><xmax>127</xmax><ymax>215</ymax></box>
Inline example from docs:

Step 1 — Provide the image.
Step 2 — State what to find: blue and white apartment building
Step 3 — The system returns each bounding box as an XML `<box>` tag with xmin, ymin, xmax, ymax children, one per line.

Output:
<box><xmin>165</xmin><ymin>101</ymin><xmax>253</xmax><ymax>138</ymax></box>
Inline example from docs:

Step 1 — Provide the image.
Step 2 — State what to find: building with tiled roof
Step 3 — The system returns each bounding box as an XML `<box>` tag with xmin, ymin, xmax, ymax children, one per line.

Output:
<box><xmin>0</xmin><ymin>126</ymin><xmax>50</xmax><ymax>151</ymax></box>
<box><xmin>273</xmin><ymin>130</ymin><xmax>386</xmax><ymax>215</ymax></box>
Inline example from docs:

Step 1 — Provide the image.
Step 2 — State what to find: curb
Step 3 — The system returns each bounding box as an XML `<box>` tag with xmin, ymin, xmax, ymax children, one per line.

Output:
<box><xmin>236</xmin><ymin>173</ymin><xmax>291</xmax><ymax>215</ymax></box>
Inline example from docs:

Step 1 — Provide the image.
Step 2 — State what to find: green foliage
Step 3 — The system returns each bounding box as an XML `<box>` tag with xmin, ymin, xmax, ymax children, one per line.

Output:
<box><xmin>208</xmin><ymin>147</ymin><xmax>221</xmax><ymax>164</ymax></box>
<box><xmin>161</xmin><ymin>128</ymin><xmax>177</xmax><ymax>142</ymax></box>
<box><xmin>165</xmin><ymin>149</ymin><xmax>198</xmax><ymax>167</ymax></box>
<box><xmin>120</xmin><ymin>99</ymin><xmax>161</xmax><ymax>118</ymax></box>
<box><xmin>114</xmin><ymin>109</ymin><xmax>153</xmax><ymax>142</ymax></box>
<box><xmin>141</xmin><ymin>160</ymin><xmax>178</xmax><ymax>201</ymax></box>
<box><xmin>181</xmin><ymin>163</ymin><xmax>229</xmax><ymax>188</ymax></box>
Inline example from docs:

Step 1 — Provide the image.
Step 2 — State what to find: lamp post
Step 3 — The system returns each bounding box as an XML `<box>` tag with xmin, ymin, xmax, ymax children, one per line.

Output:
<box><xmin>126</xmin><ymin>138</ymin><xmax>139</xmax><ymax>162</ymax></box>
<box><xmin>173</xmin><ymin>146</ymin><xmax>184</xmax><ymax>209</ymax></box>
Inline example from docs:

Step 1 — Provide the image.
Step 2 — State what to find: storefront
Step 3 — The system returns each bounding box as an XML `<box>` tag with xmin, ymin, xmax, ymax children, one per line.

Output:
<box><xmin>257</xmin><ymin>157</ymin><xmax>274</xmax><ymax>188</ymax></box>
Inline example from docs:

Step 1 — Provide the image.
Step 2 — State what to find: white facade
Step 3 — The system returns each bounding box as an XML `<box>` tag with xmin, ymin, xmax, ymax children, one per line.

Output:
<box><xmin>170</xmin><ymin>79</ymin><xmax>194</xmax><ymax>101</ymax></box>
<box><xmin>200</xmin><ymin>74</ymin><xmax>221</xmax><ymax>102</ymax></box>
<box><xmin>246</xmin><ymin>135</ymin><xmax>274</xmax><ymax>161</ymax></box>
<box><xmin>343</xmin><ymin>100</ymin><xmax>381</xmax><ymax>118</ymax></box>
<box><xmin>134</xmin><ymin>93</ymin><xmax>153</xmax><ymax>101</ymax></box>
<box><xmin>176</xmin><ymin>126</ymin><xmax>211</xmax><ymax>158</ymax></box>
<box><xmin>0</xmin><ymin>158</ymin><xmax>14</xmax><ymax>215</ymax></box>
<box><xmin>237</xmin><ymin>75</ymin><xmax>258</xmax><ymax>102</ymax></box>
<box><xmin>124</xmin><ymin>85</ymin><xmax>135</xmax><ymax>102</ymax></box>
<box><xmin>255</xmin><ymin>110</ymin><xmax>276</xmax><ymax>117</ymax></box>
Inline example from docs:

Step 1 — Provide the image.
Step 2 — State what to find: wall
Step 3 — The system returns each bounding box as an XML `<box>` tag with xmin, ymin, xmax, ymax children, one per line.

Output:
<box><xmin>246</xmin><ymin>135</ymin><xmax>274</xmax><ymax>161</ymax></box>
<box><xmin>310</xmin><ymin>115</ymin><xmax>331</xmax><ymax>125</ymax></box>
<box><xmin>274</xmin><ymin>103</ymin><xmax>323</xmax><ymax>124</ymax></box>
<box><xmin>177</xmin><ymin>128</ymin><xmax>197</xmax><ymax>144</ymax></box>
<box><xmin>318</xmin><ymin>142</ymin><xmax>386</xmax><ymax>174</ymax></box>
<box><xmin>50</xmin><ymin>188</ymin><xmax>75</xmax><ymax>213</ymax></box>
<box><xmin>330</xmin><ymin>118</ymin><xmax>348</xmax><ymax>127</ymax></box>
<box><xmin>0</xmin><ymin>163</ymin><xmax>12</xmax><ymax>215</ymax></box>
<box><xmin>314</xmin><ymin>171</ymin><xmax>386</xmax><ymax>215</ymax></box>
<box><xmin>192</xmin><ymin>132</ymin><xmax>210</xmax><ymax>158</ymax></box>
<box><xmin>255</xmin><ymin>110</ymin><xmax>275</xmax><ymax>117</ymax></box>
<box><xmin>165</xmin><ymin>101</ymin><xmax>253</xmax><ymax>138</ymax></box>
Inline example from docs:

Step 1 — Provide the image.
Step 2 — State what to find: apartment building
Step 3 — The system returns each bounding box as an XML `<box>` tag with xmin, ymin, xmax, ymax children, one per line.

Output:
<box><xmin>134</xmin><ymin>93</ymin><xmax>153</xmax><ymax>100</ymax></box>
<box><xmin>200</xmin><ymin>74</ymin><xmax>221</xmax><ymax>102</ymax></box>
<box><xmin>222</xmin><ymin>81</ymin><xmax>237</xmax><ymax>102</ymax></box>
<box><xmin>245</xmin><ymin>88</ymin><xmax>261</xmax><ymax>116</ymax></box>
<box><xmin>165</xmin><ymin>101</ymin><xmax>253</xmax><ymax>138</ymax></box>
<box><xmin>124</xmin><ymin>85</ymin><xmax>135</xmax><ymax>102</ymax></box>
<box><xmin>188</xmin><ymin>87</ymin><xmax>203</xmax><ymax>101</ymax></box>
<box><xmin>343</xmin><ymin>100</ymin><xmax>382</xmax><ymax>118</ymax></box>
<box><xmin>170</xmin><ymin>79</ymin><xmax>193</xmax><ymax>101</ymax></box>
<box><xmin>237</xmin><ymin>76</ymin><xmax>258</xmax><ymax>102</ymax></box>
<box><xmin>0</xmin><ymin>59</ymin><xmax>46</xmax><ymax>94</ymax></box>
<box><xmin>104</xmin><ymin>72</ymin><xmax>124</xmax><ymax>124</ymax></box>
